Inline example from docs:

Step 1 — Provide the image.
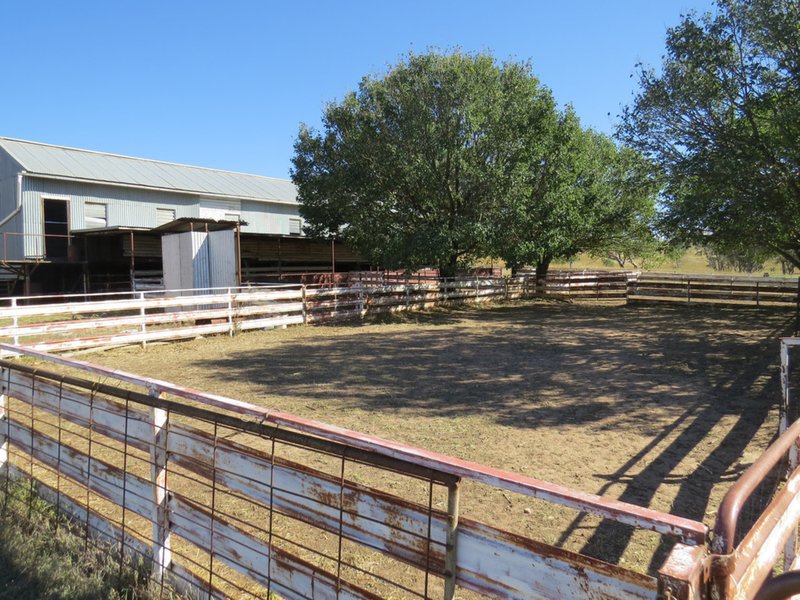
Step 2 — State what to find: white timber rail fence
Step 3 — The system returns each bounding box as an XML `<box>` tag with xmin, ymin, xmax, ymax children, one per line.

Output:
<box><xmin>0</xmin><ymin>271</ymin><xmax>797</xmax><ymax>356</ymax></box>
<box><xmin>0</xmin><ymin>274</ymin><xmax>623</xmax><ymax>355</ymax></box>
<box><xmin>0</xmin><ymin>343</ymin><xmax>715</xmax><ymax>599</ymax></box>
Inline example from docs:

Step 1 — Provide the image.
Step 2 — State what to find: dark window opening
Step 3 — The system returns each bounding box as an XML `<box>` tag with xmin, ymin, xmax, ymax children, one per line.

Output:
<box><xmin>43</xmin><ymin>199</ymin><xmax>69</xmax><ymax>259</ymax></box>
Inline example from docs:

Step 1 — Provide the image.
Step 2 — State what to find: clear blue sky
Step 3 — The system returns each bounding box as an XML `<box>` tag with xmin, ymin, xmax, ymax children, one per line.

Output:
<box><xmin>2</xmin><ymin>1</ymin><xmax>715</xmax><ymax>179</ymax></box>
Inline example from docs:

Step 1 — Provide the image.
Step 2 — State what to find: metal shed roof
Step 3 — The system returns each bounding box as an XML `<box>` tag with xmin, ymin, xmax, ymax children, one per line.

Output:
<box><xmin>0</xmin><ymin>138</ymin><xmax>297</xmax><ymax>205</ymax></box>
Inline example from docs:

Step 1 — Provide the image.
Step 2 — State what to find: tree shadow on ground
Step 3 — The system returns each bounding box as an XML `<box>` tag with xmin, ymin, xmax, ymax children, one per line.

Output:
<box><xmin>192</xmin><ymin>302</ymin><xmax>794</xmax><ymax>568</ymax></box>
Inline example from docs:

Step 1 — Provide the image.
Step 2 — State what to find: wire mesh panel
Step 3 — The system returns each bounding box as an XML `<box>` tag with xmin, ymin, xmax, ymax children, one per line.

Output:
<box><xmin>0</xmin><ymin>347</ymin><xmax>721</xmax><ymax>600</ymax></box>
<box><xmin>0</xmin><ymin>361</ymin><xmax>461</xmax><ymax>599</ymax></box>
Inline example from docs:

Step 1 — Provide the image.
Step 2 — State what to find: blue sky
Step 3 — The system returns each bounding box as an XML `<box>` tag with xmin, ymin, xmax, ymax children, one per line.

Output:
<box><xmin>2</xmin><ymin>1</ymin><xmax>715</xmax><ymax>179</ymax></box>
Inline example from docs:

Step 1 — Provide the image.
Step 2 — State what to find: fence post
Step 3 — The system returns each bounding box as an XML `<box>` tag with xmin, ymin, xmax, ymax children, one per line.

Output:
<box><xmin>0</xmin><ymin>377</ymin><xmax>6</xmax><ymax>473</ymax></box>
<box><xmin>756</xmin><ymin>281</ymin><xmax>760</xmax><ymax>307</ymax></box>
<box><xmin>301</xmin><ymin>285</ymin><xmax>308</xmax><ymax>324</ymax></box>
<box><xmin>475</xmin><ymin>277</ymin><xmax>479</xmax><ymax>302</ymax></box>
<box><xmin>10</xmin><ymin>298</ymin><xmax>18</xmax><ymax>347</ymax></box>
<box><xmin>781</xmin><ymin>340</ymin><xmax>791</xmax><ymax>437</ymax></box>
<box><xmin>405</xmin><ymin>284</ymin><xmax>410</xmax><ymax>310</ymax></box>
<box><xmin>687</xmin><ymin>278</ymin><xmax>692</xmax><ymax>304</ymax></box>
<box><xmin>149</xmin><ymin>389</ymin><xmax>172</xmax><ymax>582</ymax></box>
<box><xmin>227</xmin><ymin>288</ymin><xmax>234</xmax><ymax>335</ymax></box>
<box><xmin>139</xmin><ymin>292</ymin><xmax>147</xmax><ymax>348</ymax></box>
<box><xmin>783</xmin><ymin>340</ymin><xmax>799</xmax><ymax>571</ymax></box>
<box><xmin>444</xmin><ymin>480</ymin><xmax>461</xmax><ymax>600</ymax></box>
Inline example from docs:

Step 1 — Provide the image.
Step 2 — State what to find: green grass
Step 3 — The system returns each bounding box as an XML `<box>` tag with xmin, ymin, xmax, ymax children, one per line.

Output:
<box><xmin>0</xmin><ymin>478</ymin><xmax>178</xmax><ymax>600</ymax></box>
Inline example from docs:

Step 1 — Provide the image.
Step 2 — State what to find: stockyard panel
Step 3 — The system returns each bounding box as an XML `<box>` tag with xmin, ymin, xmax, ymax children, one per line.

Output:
<box><xmin>4</xmin><ymin>302</ymin><xmax>789</xmax><ymax>591</ymax></box>
<box><xmin>0</xmin><ymin>346</ymin><xmax>716</xmax><ymax>599</ymax></box>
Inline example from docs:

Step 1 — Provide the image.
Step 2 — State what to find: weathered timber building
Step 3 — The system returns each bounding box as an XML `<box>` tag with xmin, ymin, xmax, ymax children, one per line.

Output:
<box><xmin>0</xmin><ymin>138</ymin><xmax>365</xmax><ymax>295</ymax></box>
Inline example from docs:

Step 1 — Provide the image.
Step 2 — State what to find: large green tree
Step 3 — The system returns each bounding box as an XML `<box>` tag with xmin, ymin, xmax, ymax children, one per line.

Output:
<box><xmin>620</xmin><ymin>0</ymin><xmax>800</xmax><ymax>267</ymax></box>
<box><xmin>292</xmin><ymin>52</ymin><xmax>555</xmax><ymax>276</ymax></box>
<box><xmin>493</xmin><ymin>108</ymin><xmax>659</xmax><ymax>278</ymax></box>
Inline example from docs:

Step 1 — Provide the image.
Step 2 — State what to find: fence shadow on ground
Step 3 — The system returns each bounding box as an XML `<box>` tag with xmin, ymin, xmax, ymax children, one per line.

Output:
<box><xmin>181</xmin><ymin>302</ymin><xmax>793</xmax><ymax>570</ymax></box>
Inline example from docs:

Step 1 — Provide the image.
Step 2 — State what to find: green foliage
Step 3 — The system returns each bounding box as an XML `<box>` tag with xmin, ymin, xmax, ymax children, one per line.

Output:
<box><xmin>495</xmin><ymin>108</ymin><xmax>660</xmax><ymax>275</ymax></box>
<box><xmin>294</xmin><ymin>50</ymin><xmax>659</xmax><ymax>278</ymax></box>
<box><xmin>292</xmin><ymin>51</ymin><xmax>556</xmax><ymax>276</ymax></box>
<box><xmin>701</xmin><ymin>246</ymin><xmax>770</xmax><ymax>273</ymax></box>
<box><xmin>620</xmin><ymin>0</ymin><xmax>800</xmax><ymax>268</ymax></box>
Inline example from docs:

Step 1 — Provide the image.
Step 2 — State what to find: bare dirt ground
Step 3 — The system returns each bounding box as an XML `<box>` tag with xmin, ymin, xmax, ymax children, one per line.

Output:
<box><xmin>78</xmin><ymin>300</ymin><xmax>794</xmax><ymax>576</ymax></box>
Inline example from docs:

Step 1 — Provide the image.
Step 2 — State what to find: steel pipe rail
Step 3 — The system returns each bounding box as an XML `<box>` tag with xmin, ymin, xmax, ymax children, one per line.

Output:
<box><xmin>1</xmin><ymin>342</ymin><xmax>708</xmax><ymax>546</ymax></box>
<box><xmin>754</xmin><ymin>571</ymin><xmax>800</xmax><ymax>600</ymax></box>
<box><xmin>713</xmin><ymin>417</ymin><xmax>800</xmax><ymax>554</ymax></box>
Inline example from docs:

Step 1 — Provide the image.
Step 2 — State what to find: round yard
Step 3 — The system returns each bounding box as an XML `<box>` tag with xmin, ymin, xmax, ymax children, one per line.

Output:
<box><xmin>83</xmin><ymin>301</ymin><xmax>794</xmax><ymax>575</ymax></box>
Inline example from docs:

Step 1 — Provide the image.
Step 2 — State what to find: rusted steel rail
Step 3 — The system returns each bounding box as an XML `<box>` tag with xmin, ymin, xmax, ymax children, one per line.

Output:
<box><xmin>709</xmin><ymin>397</ymin><xmax>800</xmax><ymax>600</ymax></box>
<box><xmin>754</xmin><ymin>571</ymin><xmax>800</xmax><ymax>600</ymax></box>
<box><xmin>1</xmin><ymin>343</ymin><xmax>707</xmax><ymax>547</ymax></box>
<box><xmin>6</xmin><ymin>341</ymin><xmax>800</xmax><ymax>597</ymax></box>
<box><xmin>0</xmin><ymin>344</ymin><xmax>715</xmax><ymax>599</ymax></box>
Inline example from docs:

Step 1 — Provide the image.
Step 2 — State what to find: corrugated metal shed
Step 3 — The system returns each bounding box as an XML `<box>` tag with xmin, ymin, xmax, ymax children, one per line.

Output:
<box><xmin>0</xmin><ymin>138</ymin><xmax>297</xmax><ymax>205</ymax></box>
<box><xmin>162</xmin><ymin>229</ymin><xmax>236</xmax><ymax>292</ymax></box>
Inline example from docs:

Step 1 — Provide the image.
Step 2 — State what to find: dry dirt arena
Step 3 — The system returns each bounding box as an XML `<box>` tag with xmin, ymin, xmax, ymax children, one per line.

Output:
<box><xmin>83</xmin><ymin>300</ymin><xmax>795</xmax><ymax>576</ymax></box>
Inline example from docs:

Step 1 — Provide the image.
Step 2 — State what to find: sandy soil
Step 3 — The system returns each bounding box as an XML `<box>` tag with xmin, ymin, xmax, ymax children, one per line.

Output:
<box><xmin>76</xmin><ymin>300</ymin><xmax>795</xmax><ymax>576</ymax></box>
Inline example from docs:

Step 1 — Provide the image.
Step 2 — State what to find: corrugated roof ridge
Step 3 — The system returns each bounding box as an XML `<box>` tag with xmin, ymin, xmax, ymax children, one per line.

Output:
<box><xmin>0</xmin><ymin>137</ymin><xmax>292</xmax><ymax>183</ymax></box>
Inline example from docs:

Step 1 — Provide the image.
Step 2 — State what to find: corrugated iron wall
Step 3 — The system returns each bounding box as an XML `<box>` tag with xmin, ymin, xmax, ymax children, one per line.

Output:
<box><xmin>208</xmin><ymin>229</ymin><xmax>237</xmax><ymax>288</ymax></box>
<box><xmin>161</xmin><ymin>229</ymin><xmax>236</xmax><ymax>292</ymax></box>
<box><xmin>26</xmin><ymin>177</ymin><xmax>199</xmax><ymax>232</ymax></box>
<box><xmin>240</xmin><ymin>199</ymin><xmax>301</xmax><ymax>235</ymax></box>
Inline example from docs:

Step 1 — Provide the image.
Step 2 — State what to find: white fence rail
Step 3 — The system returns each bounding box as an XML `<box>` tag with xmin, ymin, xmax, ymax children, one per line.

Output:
<box><xmin>0</xmin><ymin>271</ymin><xmax>797</xmax><ymax>355</ymax></box>
<box><xmin>0</xmin><ymin>344</ymin><xmax>708</xmax><ymax>599</ymax></box>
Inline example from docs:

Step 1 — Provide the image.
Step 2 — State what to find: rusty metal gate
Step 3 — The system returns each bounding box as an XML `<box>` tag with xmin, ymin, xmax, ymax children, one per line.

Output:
<box><xmin>1</xmin><ymin>341</ymin><xmax>800</xmax><ymax>598</ymax></box>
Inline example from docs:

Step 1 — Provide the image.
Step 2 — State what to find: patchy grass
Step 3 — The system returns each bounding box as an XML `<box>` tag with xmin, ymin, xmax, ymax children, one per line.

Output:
<box><xmin>0</xmin><ymin>478</ymin><xmax>178</xmax><ymax>600</ymax></box>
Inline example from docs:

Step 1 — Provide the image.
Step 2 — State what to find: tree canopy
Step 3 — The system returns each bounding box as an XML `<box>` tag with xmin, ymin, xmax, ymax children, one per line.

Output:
<box><xmin>292</xmin><ymin>52</ymin><xmax>555</xmax><ymax>276</ymax></box>
<box><xmin>619</xmin><ymin>0</ymin><xmax>800</xmax><ymax>267</ymax></box>
<box><xmin>293</xmin><ymin>50</ymin><xmax>658</xmax><ymax>277</ymax></box>
<box><xmin>494</xmin><ymin>108</ymin><xmax>659</xmax><ymax>276</ymax></box>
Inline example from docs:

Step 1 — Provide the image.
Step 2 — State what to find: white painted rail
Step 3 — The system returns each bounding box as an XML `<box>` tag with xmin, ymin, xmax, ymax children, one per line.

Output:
<box><xmin>0</xmin><ymin>346</ymin><xmax>715</xmax><ymax>599</ymax></box>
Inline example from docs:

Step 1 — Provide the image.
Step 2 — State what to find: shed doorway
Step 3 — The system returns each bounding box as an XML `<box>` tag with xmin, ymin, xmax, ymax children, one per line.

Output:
<box><xmin>43</xmin><ymin>198</ymin><xmax>69</xmax><ymax>259</ymax></box>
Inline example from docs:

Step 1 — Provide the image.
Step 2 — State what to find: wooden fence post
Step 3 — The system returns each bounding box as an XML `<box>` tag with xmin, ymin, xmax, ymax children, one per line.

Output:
<box><xmin>139</xmin><ymin>292</ymin><xmax>147</xmax><ymax>348</ymax></box>
<box><xmin>756</xmin><ymin>281</ymin><xmax>760</xmax><ymax>307</ymax></box>
<box><xmin>149</xmin><ymin>390</ymin><xmax>172</xmax><ymax>582</ymax></box>
<box><xmin>301</xmin><ymin>285</ymin><xmax>307</xmax><ymax>324</ymax></box>
<box><xmin>687</xmin><ymin>279</ymin><xmax>692</xmax><ymax>304</ymax></box>
<box><xmin>0</xmin><ymin>380</ymin><xmax>7</xmax><ymax>473</ymax></box>
<box><xmin>227</xmin><ymin>288</ymin><xmax>234</xmax><ymax>335</ymax></box>
<box><xmin>405</xmin><ymin>284</ymin><xmax>410</xmax><ymax>310</ymax></box>
<box><xmin>10</xmin><ymin>298</ymin><xmax>18</xmax><ymax>347</ymax></box>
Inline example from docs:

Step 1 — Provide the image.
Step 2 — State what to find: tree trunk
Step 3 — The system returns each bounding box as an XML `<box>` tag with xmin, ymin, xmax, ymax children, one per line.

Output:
<box><xmin>440</xmin><ymin>255</ymin><xmax>460</xmax><ymax>279</ymax></box>
<box><xmin>535</xmin><ymin>256</ymin><xmax>551</xmax><ymax>296</ymax></box>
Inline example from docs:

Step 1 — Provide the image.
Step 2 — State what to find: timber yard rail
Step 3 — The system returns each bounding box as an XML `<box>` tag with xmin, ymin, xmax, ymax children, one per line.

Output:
<box><xmin>0</xmin><ymin>340</ymin><xmax>800</xmax><ymax>597</ymax></box>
